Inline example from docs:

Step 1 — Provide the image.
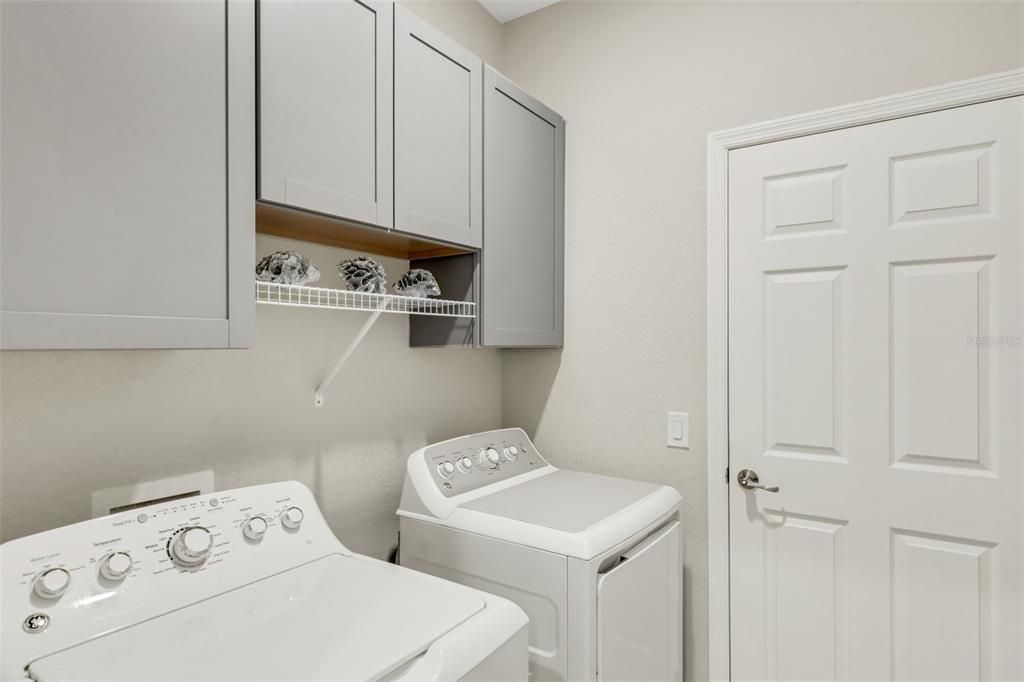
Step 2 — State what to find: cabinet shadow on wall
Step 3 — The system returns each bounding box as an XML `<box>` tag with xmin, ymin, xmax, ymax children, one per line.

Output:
<box><xmin>500</xmin><ymin>346</ymin><xmax>562</xmax><ymax>436</ymax></box>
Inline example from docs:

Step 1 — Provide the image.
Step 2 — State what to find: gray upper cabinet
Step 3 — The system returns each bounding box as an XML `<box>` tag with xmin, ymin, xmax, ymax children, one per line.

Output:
<box><xmin>394</xmin><ymin>5</ymin><xmax>482</xmax><ymax>248</ymax></box>
<box><xmin>259</xmin><ymin>0</ymin><xmax>393</xmax><ymax>228</ymax></box>
<box><xmin>481</xmin><ymin>67</ymin><xmax>565</xmax><ymax>347</ymax></box>
<box><xmin>0</xmin><ymin>0</ymin><xmax>255</xmax><ymax>350</ymax></box>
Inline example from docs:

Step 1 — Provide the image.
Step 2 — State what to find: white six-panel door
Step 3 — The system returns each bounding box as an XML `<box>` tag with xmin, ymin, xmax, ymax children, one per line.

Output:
<box><xmin>728</xmin><ymin>96</ymin><xmax>1022</xmax><ymax>680</ymax></box>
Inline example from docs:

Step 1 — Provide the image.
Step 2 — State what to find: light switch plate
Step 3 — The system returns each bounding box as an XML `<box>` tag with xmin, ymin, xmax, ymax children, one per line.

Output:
<box><xmin>667</xmin><ymin>412</ymin><xmax>689</xmax><ymax>449</ymax></box>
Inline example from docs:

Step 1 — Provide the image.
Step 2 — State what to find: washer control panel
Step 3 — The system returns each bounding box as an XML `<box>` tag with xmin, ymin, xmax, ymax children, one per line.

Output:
<box><xmin>0</xmin><ymin>481</ymin><xmax>342</xmax><ymax>671</ymax></box>
<box><xmin>424</xmin><ymin>429</ymin><xmax>548</xmax><ymax>497</ymax></box>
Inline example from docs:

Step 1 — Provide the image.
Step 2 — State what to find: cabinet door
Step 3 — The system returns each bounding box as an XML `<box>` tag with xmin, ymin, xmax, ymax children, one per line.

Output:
<box><xmin>394</xmin><ymin>6</ymin><xmax>482</xmax><ymax>248</ymax></box>
<box><xmin>259</xmin><ymin>0</ymin><xmax>393</xmax><ymax>228</ymax></box>
<box><xmin>0</xmin><ymin>0</ymin><xmax>255</xmax><ymax>349</ymax></box>
<box><xmin>481</xmin><ymin>67</ymin><xmax>565</xmax><ymax>347</ymax></box>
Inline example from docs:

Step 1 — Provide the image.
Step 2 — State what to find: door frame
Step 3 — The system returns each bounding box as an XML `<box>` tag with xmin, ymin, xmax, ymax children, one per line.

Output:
<box><xmin>705</xmin><ymin>68</ymin><xmax>1024</xmax><ymax>681</ymax></box>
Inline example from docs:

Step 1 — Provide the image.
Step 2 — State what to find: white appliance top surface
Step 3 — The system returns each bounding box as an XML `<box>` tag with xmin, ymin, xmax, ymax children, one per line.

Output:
<box><xmin>459</xmin><ymin>469</ymin><xmax>665</xmax><ymax>532</ymax></box>
<box><xmin>27</xmin><ymin>554</ymin><xmax>485</xmax><ymax>682</ymax></box>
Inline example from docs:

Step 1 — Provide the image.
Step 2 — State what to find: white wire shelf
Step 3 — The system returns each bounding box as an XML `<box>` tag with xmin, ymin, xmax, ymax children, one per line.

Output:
<box><xmin>255</xmin><ymin>280</ymin><xmax>475</xmax><ymax>319</ymax></box>
<box><xmin>255</xmin><ymin>280</ymin><xmax>476</xmax><ymax>406</ymax></box>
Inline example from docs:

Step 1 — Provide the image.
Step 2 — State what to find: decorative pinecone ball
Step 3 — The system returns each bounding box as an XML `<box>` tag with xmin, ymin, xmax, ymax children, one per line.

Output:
<box><xmin>394</xmin><ymin>268</ymin><xmax>441</xmax><ymax>298</ymax></box>
<box><xmin>256</xmin><ymin>250</ymin><xmax>321</xmax><ymax>286</ymax></box>
<box><xmin>338</xmin><ymin>256</ymin><xmax>387</xmax><ymax>294</ymax></box>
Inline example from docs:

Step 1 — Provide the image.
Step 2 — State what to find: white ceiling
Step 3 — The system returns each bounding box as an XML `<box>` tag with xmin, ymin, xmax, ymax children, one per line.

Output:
<box><xmin>478</xmin><ymin>0</ymin><xmax>562</xmax><ymax>23</ymax></box>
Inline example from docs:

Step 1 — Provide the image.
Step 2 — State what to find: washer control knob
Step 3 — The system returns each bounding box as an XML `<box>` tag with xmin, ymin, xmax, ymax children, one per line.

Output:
<box><xmin>456</xmin><ymin>456</ymin><xmax>474</xmax><ymax>473</ymax></box>
<box><xmin>281</xmin><ymin>506</ymin><xmax>304</xmax><ymax>530</ymax></box>
<box><xmin>479</xmin><ymin>447</ymin><xmax>500</xmax><ymax>469</ymax></box>
<box><xmin>437</xmin><ymin>460</ymin><xmax>456</xmax><ymax>479</ymax></box>
<box><xmin>34</xmin><ymin>567</ymin><xmax>71</xmax><ymax>600</ymax></box>
<box><xmin>99</xmin><ymin>552</ymin><xmax>133</xmax><ymax>581</ymax></box>
<box><xmin>171</xmin><ymin>526</ymin><xmax>213</xmax><ymax>567</ymax></box>
<box><xmin>503</xmin><ymin>446</ymin><xmax>519</xmax><ymax>461</ymax></box>
<box><xmin>242</xmin><ymin>516</ymin><xmax>268</xmax><ymax>541</ymax></box>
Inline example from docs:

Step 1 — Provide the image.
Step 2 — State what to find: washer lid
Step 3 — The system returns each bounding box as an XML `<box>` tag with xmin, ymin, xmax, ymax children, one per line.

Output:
<box><xmin>460</xmin><ymin>470</ymin><xmax>666</xmax><ymax>532</ymax></box>
<box><xmin>27</xmin><ymin>554</ymin><xmax>485</xmax><ymax>682</ymax></box>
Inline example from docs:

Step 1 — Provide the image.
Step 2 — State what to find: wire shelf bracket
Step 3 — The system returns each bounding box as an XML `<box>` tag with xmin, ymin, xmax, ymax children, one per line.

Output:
<box><xmin>254</xmin><ymin>281</ymin><xmax>476</xmax><ymax>407</ymax></box>
<box><xmin>312</xmin><ymin>298</ymin><xmax>387</xmax><ymax>407</ymax></box>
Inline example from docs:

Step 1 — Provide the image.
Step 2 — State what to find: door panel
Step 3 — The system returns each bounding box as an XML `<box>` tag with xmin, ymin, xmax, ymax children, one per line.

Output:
<box><xmin>764</xmin><ymin>512</ymin><xmax>847</xmax><ymax>681</ymax></box>
<box><xmin>891</xmin><ymin>258</ymin><xmax>994</xmax><ymax>473</ymax></box>
<box><xmin>259</xmin><ymin>0</ymin><xmax>393</xmax><ymax>227</ymax></box>
<box><xmin>729</xmin><ymin>97</ymin><xmax>1022</xmax><ymax>680</ymax></box>
<box><xmin>763</xmin><ymin>267</ymin><xmax>844</xmax><ymax>460</ymax></box>
<box><xmin>394</xmin><ymin>6</ymin><xmax>481</xmax><ymax>247</ymax></box>
<box><xmin>890</xmin><ymin>529</ymin><xmax>994</xmax><ymax>681</ymax></box>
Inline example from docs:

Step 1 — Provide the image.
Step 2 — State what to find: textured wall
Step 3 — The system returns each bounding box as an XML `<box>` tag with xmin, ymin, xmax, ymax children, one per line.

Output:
<box><xmin>0</xmin><ymin>234</ymin><xmax>502</xmax><ymax>556</ymax></box>
<box><xmin>2</xmin><ymin>3</ymin><xmax>1023</xmax><ymax>679</ymax></box>
<box><xmin>0</xmin><ymin>0</ymin><xmax>505</xmax><ymax>552</ymax></box>
<box><xmin>497</xmin><ymin>3</ymin><xmax>1024</xmax><ymax>679</ymax></box>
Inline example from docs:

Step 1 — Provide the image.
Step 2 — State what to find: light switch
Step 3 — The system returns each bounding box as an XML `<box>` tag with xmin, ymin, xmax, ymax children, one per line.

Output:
<box><xmin>667</xmin><ymin>412</ymin><xmax>689</xmax><ymax>449</ymax></box>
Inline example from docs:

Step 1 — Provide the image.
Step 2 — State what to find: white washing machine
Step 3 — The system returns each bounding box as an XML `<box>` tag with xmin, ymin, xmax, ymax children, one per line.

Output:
<box><xmin>398</xmin><ymin>428</ymin><xmax>683</xmax><ymax>682</ymax></box>
<box><xmin>1</xmin><ymin>481</ymin><xmax>528</xmax><ymax>681</ymax></box>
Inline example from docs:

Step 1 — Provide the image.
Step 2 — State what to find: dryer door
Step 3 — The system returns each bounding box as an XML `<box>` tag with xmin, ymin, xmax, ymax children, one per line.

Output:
<box><xmin>596</xmin><ymin>521</ymin><xmax>681</xmax><ymax>682</ymax></box>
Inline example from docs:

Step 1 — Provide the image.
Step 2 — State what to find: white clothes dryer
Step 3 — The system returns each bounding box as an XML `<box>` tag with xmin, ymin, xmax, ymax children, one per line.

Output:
<box><xmin>398</xmin><ymin>428</ymin><xmax>683</xmax><ymax>682</ymax></box>
<box><xmin>1</xmin><ymin>481</ymin><xmax>528</xmax><ymax>682</ymax></box>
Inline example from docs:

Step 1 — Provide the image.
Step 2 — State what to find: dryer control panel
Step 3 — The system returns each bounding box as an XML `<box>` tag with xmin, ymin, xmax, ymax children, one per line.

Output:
<box><xmin>0</xmin><ymin>481</ymin><xmax>345</xmax><ymax>675</ymax></box>
<box><xmin>422</xmin><ymin>428</ymin><xmax>549</xmax><ymax>497</ymax></box>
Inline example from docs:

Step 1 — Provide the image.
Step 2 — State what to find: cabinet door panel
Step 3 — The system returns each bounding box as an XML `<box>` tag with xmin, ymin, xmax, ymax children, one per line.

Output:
<box><xmin>259</xmin><ymin>0</ymin><xmax>393</xmax><ymax>227</ymax></box>
<box><xmin>0</xmin><ymin>0</ymin><xmax>254</xmax><ymax>349</ymax></box>
<box><xmin>482</xmin><ymin>67</ymin><xmax>564</xmax><ymax>347</ymax></box>
<box><xmin>394</xmin><ymin>6</ymin><xmax>481</xmax><ymax>248</ymax></box>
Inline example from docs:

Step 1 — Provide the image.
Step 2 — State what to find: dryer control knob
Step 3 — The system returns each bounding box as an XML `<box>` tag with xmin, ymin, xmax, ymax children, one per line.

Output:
<box><xmin>171</xmin><ymin>526</ymin><xmax>213</xmax><ymax>567</ymax></box>
<box><xmin>281</xmin><ymin>506</ymin><xmax>304</xmax><ymax>530</ymax></box>
<box><xmin>456</xmin><ymin>456</ymin><xmax>474</xmax><ymax>473</ymax></box>
<box><xmin>242</xmin><ymin>516</ymin><xmax>268</xmax><ymax>541</ymax></box>
<box><xmin>503</xmin><ymin>446</ymin><xmax>519</xmax><ymax>461</ymax></box>
<box><xmin>34</xmin><ymin>567</ymin><xmax>71</xmax><ymax>600</ymax></box>
<box><xmin>99</xmin><ymin>552</ymin><xmax>133</xmax><ymax>581</ymax></box>
<box><xmin>437</xmin><ymin>461</ymin><xmax>456</xmax><ymax>479</ymax></box>
<box><xmin>479</xmin><ymin>448</ymin><xmax>500</xmax><ymax>469</ymax></box>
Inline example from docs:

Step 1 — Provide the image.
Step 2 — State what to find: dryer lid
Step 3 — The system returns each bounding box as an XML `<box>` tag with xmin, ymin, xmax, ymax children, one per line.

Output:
<box><xmin>459</xmin><ymin>470</ymin><xmax>666</xmax><ymax>532</ymax></box>
<box><xmin>27</xmin><ymin>554</ymin><xmax>485</xmax><ymax>681</ymax></box>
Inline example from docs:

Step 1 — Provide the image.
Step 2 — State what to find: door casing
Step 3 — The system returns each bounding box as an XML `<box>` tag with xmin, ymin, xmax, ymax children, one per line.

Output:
<box><xmin>705</xmin><ymin>67</ymin><xmax>1024</xmax><ymax>682</ymax></box>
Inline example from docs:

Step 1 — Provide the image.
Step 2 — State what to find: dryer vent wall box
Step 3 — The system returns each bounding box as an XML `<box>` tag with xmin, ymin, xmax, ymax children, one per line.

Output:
<box><xmin>398</xmin><ymin>428</ymin><xmax>684</xmax><ymax>682</ymax></box>
<box><xmin>1</xmin><ymin>481</ymin><xmax>529</xmax><ymax>682</ymax></box>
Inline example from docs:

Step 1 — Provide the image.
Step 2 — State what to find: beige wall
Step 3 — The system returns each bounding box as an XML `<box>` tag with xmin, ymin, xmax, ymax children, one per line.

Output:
<box><xmin>0</xmin><ymin>1</ymin><xmax>505</xmax><ymax>555</ymax></box>
<box><xmin>0</xmin><ymin>234</ymin><xmax>502</xmax><ymax>555</ymax></box>
<box><xmin>3</xmin><ymin>3</ymin><xmax>1024</xmax><ymax>680</ymax></box>
<box><xmin>498</xmin><ymin>2</ymin><xmax>1024</xmax><ymax>680</ymax></box>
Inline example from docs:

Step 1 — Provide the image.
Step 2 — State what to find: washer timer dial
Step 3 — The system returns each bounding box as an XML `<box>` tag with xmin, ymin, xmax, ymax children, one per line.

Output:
<box><xmin>170</xmin><ymin>526</ymin><xmax>213</xmax><ymax>567</ymax></box>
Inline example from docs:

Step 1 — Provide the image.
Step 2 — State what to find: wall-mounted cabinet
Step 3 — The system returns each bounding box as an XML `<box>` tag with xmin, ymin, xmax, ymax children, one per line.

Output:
<box><xmin>258</xmin><ymin>2</ymin><xmax>480</xmax><ymax>250</ymax></box>
<box><xmin>0</xmin><ymin>0</ymin><xmax>255</xmax><ymax>350</ymax></box>
<box><xmin>411</xmin><ymin>67</ymin><xmax>565</xmax><ymax>349</ymax></box>
<box><xmin>481</xmin><ymin>67</ymin><xmax>565</xmax><ymax>347</ymax></box>
<box><xmin>394</xmin><ymin>6</ymin><xmax>482</xmax><ymax>248</ymax></box>
<box><xmin>258</xmin><ymin>0</ymin><xmax>393</xmax><ymax>228</ymax></box>
<box><xmin>258</xmin><ymin>2</ymin><xmax>563</xmax><ymax>349</ymax></box>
